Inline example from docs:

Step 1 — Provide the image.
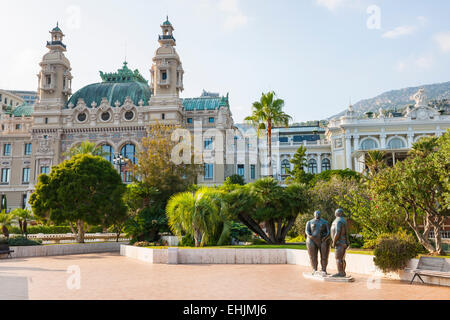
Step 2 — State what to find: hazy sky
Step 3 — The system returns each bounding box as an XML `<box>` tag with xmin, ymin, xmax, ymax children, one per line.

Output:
<box><xmin>1</xmin><ymin>0</ymin><xmax>449</xmax><ymax>122</ymax></box>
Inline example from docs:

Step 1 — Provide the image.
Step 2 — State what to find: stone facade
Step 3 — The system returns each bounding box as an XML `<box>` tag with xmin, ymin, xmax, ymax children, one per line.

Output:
<box><xmin>0</xmin><ymin>19</ymin><xmax>449</xmax><ymax>211</ymax></box>
<box><xmin>0</xmin><ymin>19</ymin><xmax>255</xmax><ymax>210</ymax></box>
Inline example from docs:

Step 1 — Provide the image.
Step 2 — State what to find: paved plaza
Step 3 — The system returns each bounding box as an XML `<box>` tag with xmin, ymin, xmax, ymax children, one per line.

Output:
<box><xmin>0</xmin><ymin>253</ymin><xmax>448</xmax><ymax>300</ymax></box>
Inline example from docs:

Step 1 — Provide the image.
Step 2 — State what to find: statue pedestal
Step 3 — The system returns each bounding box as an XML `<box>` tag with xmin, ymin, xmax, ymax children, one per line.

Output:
<box><xmin>303</xmin><ymin>272</ymin><xmax>354</xmax><ymax>283</ymax></box>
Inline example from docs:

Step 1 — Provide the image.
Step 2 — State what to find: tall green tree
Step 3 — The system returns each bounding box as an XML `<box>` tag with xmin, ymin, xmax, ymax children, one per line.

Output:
<box><xmin>134</xmin><ymin>123</ymin><xmax>202</xmax><ymax>203</ymax></box>
<box><xmin>286</xmin><ymin>146</ymin><xmax>313</xmax><ymax>184</ymax></box>
<box><xmin>222</xmin><ymin>178</ymin><xmax>310</xmax><ymax>244</ymax></box>
<box><xmin>64</xmin><ymin>141</ymin><xmax>107</xmax><ymax>158</ymax></box>
<box><xmin>29</xmin><ymin>154</ymin><xmax>127</xmax><ymax>243</ymax></box>
<box><xmin>432</xmin><ymin>131</ymin><xmax>450</xmax><ymax>209</ymax></box>
<box><xmin>123</xmin><ymin>182</ymin><xmax>168</xmax><ymax>243</ymax></box>
<box><xmin>245</xmin><ymin>92</ymin><xmax>292</xmax><ymax>177</ymax></box>
<box><xmin>371</xmin><ymin>133</ymin><xmax>449</xmax><ymax>255</ymax></box>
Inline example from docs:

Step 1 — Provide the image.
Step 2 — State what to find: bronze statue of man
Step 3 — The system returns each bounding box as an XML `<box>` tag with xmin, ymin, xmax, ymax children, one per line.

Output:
<box><xmin>330</xmin><ymin>208</ymin><xmax>350</xmax><ymax>278</ymax></box>
<box><xmin>305</xmin><ymin>211</ymin><xmax>331</xmax><ymax>275</ymax></box>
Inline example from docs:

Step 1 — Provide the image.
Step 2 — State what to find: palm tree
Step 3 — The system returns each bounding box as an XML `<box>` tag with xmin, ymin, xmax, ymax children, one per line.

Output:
<box><xmin>166</xmin><ymin>188</ymin><xmax>224</xmax><ymax>247</ymax></box>
<box><xmin>363</xmin><ymin>150</ymin><xmax>386</xmax><ymax>178</ymax></box>
<box><xmin>245</xmin><ymin>92</ymin><xmax>292</xmax><ymax>177</ymax></box>
<box><xmin>64</xmin><ymin>141</ymin><xmax>108</xmax><ymax>158</ymax></box>
<box><xmin>410</xmin><ymin>136</ymin><xmax>438</xmax><ymax>158</ymax></box>
<box><xmin>0</xmin><ymin>210</ymin><xmax>14</xmax><ymax>239</ymax></box>
<box><xmin>11</xmin><ymin>208</ymin><xmax>33</xmax><ymax>238</ymax></box>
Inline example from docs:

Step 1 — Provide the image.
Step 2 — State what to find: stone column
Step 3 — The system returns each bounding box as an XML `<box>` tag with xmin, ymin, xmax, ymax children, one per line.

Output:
<box><xmin>380</xmin><ymin>133</ymin><xmax>386</xmax><ymax>149</ymax></box>
<box><xmin>353</xmin><ymin>135</ymin><xmax>360</xmax><ymax>152</ymax></box>
<box><xmin>277</xmin><ymin>155</ymin><xmax>282</xmax><ymax>181</ymax></box>
<box><xmin>407</xmin><ymin>133</ymin><xmax>414</xmax><ymax>148</ymax></box>
<box><xmin>345</xmin><ymin>135</ymin><xmax>352</xmax><ymax>170</ymax></box>
<box><xmin>317</xmin><ymin>153</ymin><xmax>322</xmax><ymax>174</ymax></box>
<box><xmin>436</xmin><ymin>126</ymin><xmax>442</xmax><ymax>137</ymax></box>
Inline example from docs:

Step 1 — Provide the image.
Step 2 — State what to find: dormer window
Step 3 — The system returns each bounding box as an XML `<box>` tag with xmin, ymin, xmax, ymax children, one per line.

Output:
<box><xmin>162</xmin><ymin>71</ymin><xmax>167</xmax><ymax>81</ymax></box>
<box><xmin>46</xmin><ymin>75</ymin><xmax>51</xmax><ymax>85</ymax></box>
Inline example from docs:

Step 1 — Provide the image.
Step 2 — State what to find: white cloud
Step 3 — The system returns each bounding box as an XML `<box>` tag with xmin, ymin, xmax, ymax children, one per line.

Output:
<box><xmin>396</xmin><ymin>54</ymin><xmax>434</xmax><ymax>72</ymax></box>
<box><xmin>193</xmin><ymin>0</ymin><xmax>248</xmax><ymax>32</ymax></box>
<box><xmin>382</xmin><ymin>25</ymin><xmax>416</xmax><ymax>39</ymax></box>
<box><xmin>434</xmin><ymin>31</ymin><xmax>450</xmax><ymax>53</ymax></box>
<box><xmin>219</xmin><ymin>0</ymin><xmax>248</xmax><ymax>31</ymax></box>
<box><xmin>417</xmin><ymin>16</ymin><xmax>427</xmax><ymax>26</ymax></box>
<box><xmin>315</xmin><ymin>0</ymin><xmax>348</xmax><ymax>11</ymax></box>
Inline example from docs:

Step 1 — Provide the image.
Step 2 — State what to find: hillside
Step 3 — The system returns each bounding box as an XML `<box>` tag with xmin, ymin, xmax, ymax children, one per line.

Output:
<box><xmin>329</xmin><ymin>81</ymin><xmax>450</xmax><ymax>119</ymax></box>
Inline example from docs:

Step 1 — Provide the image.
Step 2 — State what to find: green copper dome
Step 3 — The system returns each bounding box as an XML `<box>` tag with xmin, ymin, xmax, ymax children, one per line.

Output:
<box><xmin>162</xmin><ymin>16</ymin><xmax>172</xmax><ymax>26</ymax></box>
<box><xmin>52</xmin><ymin>22</ymin><xmax>62</xmax><ymax>33</ymax></box>
<box><xmin>12</xmin><ymin>104</ymin><xmax>34</xmax><ymax>117</ymax></box>
<box><xmin>66</xmin><ymin>62</ymin><xmax>151</xmax><ymax>108</ymax></box>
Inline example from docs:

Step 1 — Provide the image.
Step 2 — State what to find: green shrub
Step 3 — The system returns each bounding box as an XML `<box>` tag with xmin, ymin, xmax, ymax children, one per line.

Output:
<box><xmin>87</xmin><ymin>225</ymin><xmax>104</xmax><ymax>233</ymax></box>
<box><xmin>311</xmin><ymin>169</ymin><xmax>361</xmax><ymax>185</ymax></box>
<box><xmin>125</xmin><ymin>206</ymin><xmax>168</xmax><ymax>243</ymax></box>
<box><xmin>251</xmin><ymin>238</ymin><xmax>267</xmax><ymax>245</ymax></box>
<box><xmin>10</xmin><ymin>225</ymin><xmax>73</xmax><ymax>235</ymax></box>
<box><xmin>180</xmin><ymin>235</ymin><xmax>195</xmax><ymax>247</ymax></box>
<box><xmin>287</xmin><ymin>235</ymin><xmax>306</xmax><ymax>243</ymax></box>
<box><xmin>8</xmin><ymin>236</ymin><xmax>42</xmax><ymax>246</ymax></box>
<box><xmin>373</xmin><ymin>231</ymin><xmax>420</xmax><ymax>273</ymax></box>
<box><xmin>133</xmin><ymin>241</ymin><xmax>152</xmax><ymax>247</ymax></box>
<box><xmin>349</xmin><ymin>234</ymin><xmax>365</xmax><ymax>248</ymax></box>
<box><xmin>225</xmin><ymin>175</ymin><xmax>246</xmax><ymax>186</ymax></box>
<box><xmin>230</xmin><ymin>222</ymin><xmax>252</xmax><ymax>242</ymax></box>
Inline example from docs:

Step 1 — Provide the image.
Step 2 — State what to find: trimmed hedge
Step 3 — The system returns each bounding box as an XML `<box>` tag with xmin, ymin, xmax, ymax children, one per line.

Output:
<box><xmin>8</xmin><ymin>236</ymin><xmax>42</xmax><ymax>246</ymax></box>
<box><xmin>10</xmin><ymin>225</ymin><xmax>105</xmax><ymax>235</ymax></box>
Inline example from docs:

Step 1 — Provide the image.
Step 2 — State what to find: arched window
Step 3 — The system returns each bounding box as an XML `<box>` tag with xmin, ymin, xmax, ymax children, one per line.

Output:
<box><xmin>121</xmin><ymin>143</ymin><xmax>137</xmax><ymax>164</ymax></box>
<box><xmin>322</xmin><ymin>158</ymin><xmax>331</xmax><ymax>172</ymax></box>
<box><xmin>281</xmin><ymin>159</ymin><xmax>291</xmax><ymax>176</ymax></box>
<box><xmin>102</xmin><ymin>144</ymin><xmax>114</xmax><ymax>163</ymax></box>
<box><xmin>308</xmin><ymin>159</ymin><xmax>318</xmax><ymax>174</ymax></box>
<box><xmin>361</xmin><ymin>138</ymin><xmax>378</xmax><ymax>151</ymax></box>
<box><xmin>387</xmin><ymin>138</ymin><xmax>406</xmax><ymax>150</ymax></box>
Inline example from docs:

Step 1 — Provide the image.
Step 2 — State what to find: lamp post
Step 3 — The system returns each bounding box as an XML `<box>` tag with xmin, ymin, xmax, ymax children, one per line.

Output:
<box><xmin>113</xmin><ymin>154</ymin><xmax>130</xmax><ymax>182</ymax></box>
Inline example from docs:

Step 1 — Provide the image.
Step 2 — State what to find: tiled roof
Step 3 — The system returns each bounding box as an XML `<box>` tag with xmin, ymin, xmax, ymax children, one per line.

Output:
<box><xmin>182</xmin><ymin>94</ymin><xmax>229</xmax><ymax>111</ymax></box>
<box><xmin>11</xmin><ymin>104</ymin><xmax>34</xmax><ymax>117</ymax></box>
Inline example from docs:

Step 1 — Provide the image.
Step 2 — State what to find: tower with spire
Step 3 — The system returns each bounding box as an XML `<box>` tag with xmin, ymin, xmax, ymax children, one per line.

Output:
<box><xmin>37</xmin><ymin>23</ymin><xmax>72</xmax><ymax>105</ymax></box>
<box><xmin>32</xmin><ymin>23</ymin><xmax>73</xmax><ymax>170</ymax></box>
<box><xmin>150</xmin><ymin>17</ymin><xmax>184</xmax><ymax>99</ymax></box>
<box><xmin>148</xmin><ymin>17</ymin><xmax>184</xmax><ymax>123</ymax></box>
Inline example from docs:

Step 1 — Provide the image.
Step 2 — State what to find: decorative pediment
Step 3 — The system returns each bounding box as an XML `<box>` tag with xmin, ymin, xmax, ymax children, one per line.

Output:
<box><xmin>122</xmin><ymin>97</ymin><xmax>135</xmax><ymax>110</ymax></box>
<box><xmin>99</xmin><ymin>98</ymin><xmax>111</xmax><ymax>111</ymax></box>
<box><xmin>75</xmin><ymin>98</ymin><xmax>88</xmax><ymax>111</ymax></box>
<box><xmin>406</xmin><ymin>106</ymin><xmax>440</xmax><ymax>121</ymax></box>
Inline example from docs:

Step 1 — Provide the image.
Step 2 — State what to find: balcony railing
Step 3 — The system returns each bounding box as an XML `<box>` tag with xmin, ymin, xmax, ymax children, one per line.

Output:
<box><xmin>159</xmin><ymin>35</ymin><xmax>176</xmax><ymax>42</ymax></box>
<box><xmin>47</xmin><ymin>41</ymin><xmax>67</xmax><ymax>49</ymax></box>
<box><xmin>275</xmin><ymin>140</ymin><xmax>331</xmax><ymax>147</ymax></box>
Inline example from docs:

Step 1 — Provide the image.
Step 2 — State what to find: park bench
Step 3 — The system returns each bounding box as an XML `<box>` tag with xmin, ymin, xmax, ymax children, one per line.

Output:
<box><xmin>0</xmin><ymin>244</ymin><xmax>14</xmax><ymax>258</ymax></box>
<box><xmin>410</xmin><ymin>257</ymin><xmax>450</xmax><ymax>284</ymax></box>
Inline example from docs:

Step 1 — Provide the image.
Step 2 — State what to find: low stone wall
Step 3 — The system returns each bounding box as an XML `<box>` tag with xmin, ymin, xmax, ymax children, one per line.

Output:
<box><xmin>121</xmin><ymin>245</ymin><xmax>450</xmax><ymax>287</ymax></box>
<box><xmin>6</xmin><ymin>242</ymin><xmax>127</xmax><ymax>259</ymax></box>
